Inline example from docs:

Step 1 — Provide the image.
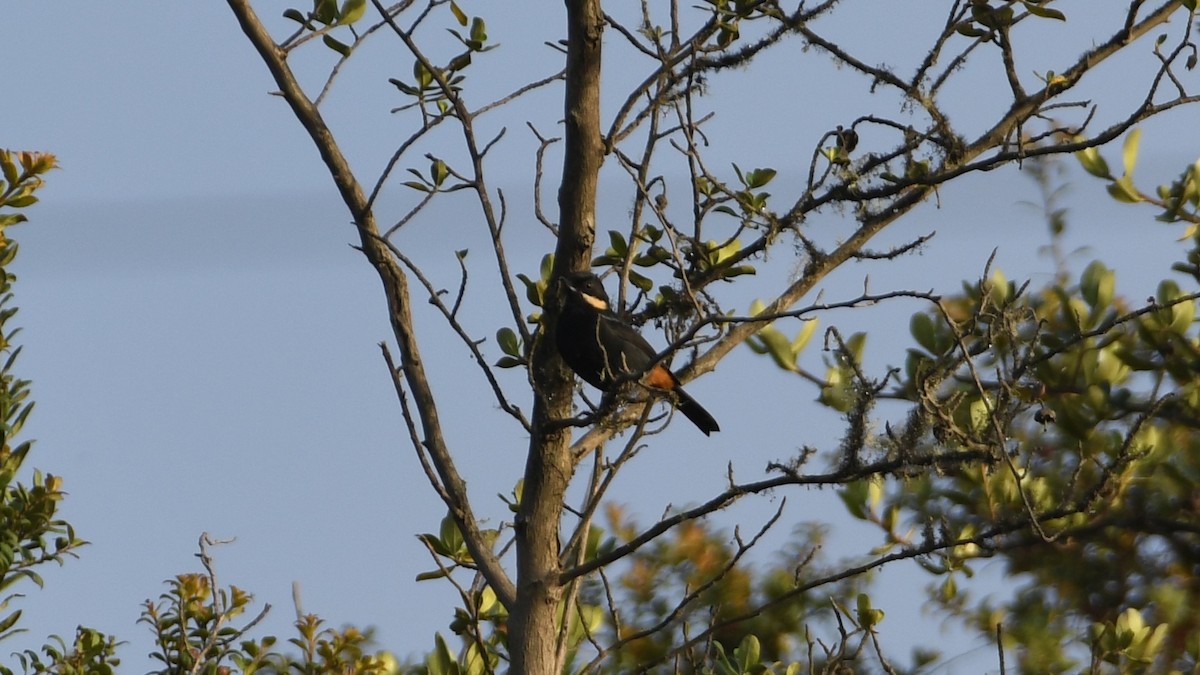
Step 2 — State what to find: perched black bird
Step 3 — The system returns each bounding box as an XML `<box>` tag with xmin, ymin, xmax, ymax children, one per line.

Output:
<box><xmin>555</xmin><ymin>271</ymin><xmax>720</xmax><ymax>436</ymax></box>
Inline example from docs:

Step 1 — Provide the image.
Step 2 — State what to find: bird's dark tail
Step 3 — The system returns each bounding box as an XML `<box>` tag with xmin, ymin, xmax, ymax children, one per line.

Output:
<box><xmin>673</xmin><ymin>387</ymin><xmax>720</xmax><ymax>436</ymax></box>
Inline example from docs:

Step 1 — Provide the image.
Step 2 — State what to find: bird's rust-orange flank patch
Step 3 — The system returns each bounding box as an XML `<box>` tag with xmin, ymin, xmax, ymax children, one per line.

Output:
<box><xmin>643</xmin><ymin>365</ymin><xmax>675</xmax><ymax>390</ymax></box>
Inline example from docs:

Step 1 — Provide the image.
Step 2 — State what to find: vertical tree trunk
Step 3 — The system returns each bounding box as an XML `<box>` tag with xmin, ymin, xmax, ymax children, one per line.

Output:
<box><xmin>508</xmin><ymin>0</ymin><xmax>604</xmax><ymax>672</ymax></box>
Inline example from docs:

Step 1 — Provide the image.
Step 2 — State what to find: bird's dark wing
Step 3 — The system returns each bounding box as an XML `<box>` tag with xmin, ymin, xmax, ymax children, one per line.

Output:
<box><xmin>594</xmin><ymin>312</ymin><xmax>660</xmax><ymax>381</ymax></box>
<box><xmin>599</xmin><ymin>313</ymin><xmax>719</xmax><ymax>434</ymax></box>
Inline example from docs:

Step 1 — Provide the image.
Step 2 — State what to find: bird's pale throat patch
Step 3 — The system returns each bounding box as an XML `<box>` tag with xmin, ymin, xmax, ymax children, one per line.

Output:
<box><xmin>581</xmin><ymin>292</ymin><xmax>608</xmax><ymax>311</ymax></box>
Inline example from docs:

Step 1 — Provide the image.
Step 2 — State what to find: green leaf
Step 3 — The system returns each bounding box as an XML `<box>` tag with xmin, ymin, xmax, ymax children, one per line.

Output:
<box><xmin>389</xmin><ymin>77</ymin><xmax>419</xmax><ymax>95</ymax></box>
<box><xmin>1080</xmin><ymin>260</ymin><xmax>1114</xmax><ymax>311</ymax></box>
<box><xmin>716</xmin><ymin>25</ymin><xmax>738</xmax><ymax>48</ymax></box>
<box><xmin>711</xmin><ymin>642</ymin><xmax>735</xmax><ymax>673</ymax></box>
<box><xmin>0</xmin><ymin>214</ymin><xmax>28</xmax><ymax>228</ymax></box>
<box><xmin>475</xmin><ymin>585</ymin><xmax>497</xmax><ymax>615</ymax></box>
<box><xmin>973</xmin><ymin>3</ymin><xmax>1013</xmax><ymax>29</ymax></box>
<box><xmin>628</xmin><ymin>270</ymin><xmax>653</xmax><ymax>293</ymax></box>
<box><xmin>0</xmin><ymin>152</ymin><xmax>17</xmax><ymax>187</ymax></box>
<box><xmin>955</xmin><ymin>21</ymin><xmax>987</xmax><ymax>38</ymax></box>
<box><xmin>734</xmin><ymin>634</ymin><xmax>761</xmax><ymax>670</ymax></box>
<box><xmin>744</xmin><ymin>167</ymin><xmax>776</xmax><ymax>188</ymax></box>
<box><xmin>439</xmin><ymin>514</ymin><xmax>464</xmax><ymax>555</ymax></box>
<box><xmin>1075</xmin><ymin>145</ymin><xmax>1110</xmax><ymax>178</ymax></box>
<box><xmin>838</xmin><ymin>480</ymin><xmax>870</xmax><ymax>520</ymax></box>
<box><xmin>313</xmin><ymin>0</ymin><xmax>337</xmax><ymax>24</ymax></box>
<box><xmin>322</xmin><ymin>34</ymin><xmax>350</xmax><ymax>55</ymax></box>
<box><xmin>338</xmin><ymin>0</ymin><xmax>366</xmax><ymax>24</ymax></box>
<box><xmin>910</xmin><ymin>312</ymin><xmax>938</xmax><ymax>354</ymax></box>
<box><xmin>447</xmin><ymin>51</ymin><xmax>472</xmax><ymax>72</ymax></box>
<box><xmin>470</xmin><ymin>16</ymin><xmax>487</xmax><ymax>44</ymax></box>
<box><xmin>516</xmin><ymin>274</ymin><xmax>541</xmax><ymax>307</ymax></box>
<box><xmin>820</xmin><ymin>365</ymin><xmax>854</xmax><ymax>411</ymax></box>
<box><xmin>632</xmin><ymin>246</ymin><xmax>670</xmax><ymax>267</ymax></box>
<box><xmin>730</xmin><ymin>163</ymin><xmax>746</xmax><ymax>186</ymax></box>
<box><xmin>844</xmin><ymin>331</ymin><xmax>867</xmax><ymax>362</ymax></box>
<box><xmin>969</xmin><ymin>395</ymin><xmax>992</xmax><ymax>432</ymax></box>
<box><xmin>793</xmin><ymin>317</ymin><xmax>818</xmax><ymax>353</ymax></box>
<box><xmin>426</xmin><ymin>633</ymin><xmax>456</xmax><ymax>675</ymax></box>
<box><xmin>1121</xmin><ymin>127</ymin><xmax>1142</xmax><ymax>177</ymax></box>
<box><xmin>431</xmin><ymin>158</ymin><xmax>448</xmax><ymax>187</ymax></box>
<box><xmin>939</xmin><ymin>576</ymin><xmax>958</xmax><ymax>602</ymax></box>
<box><xmin>607</xmin><ymin>230</ymin><xmax>628</xmax><ymax>257</ymax></box>
<box><xmin>1021</xmin><ymin>1</ymin><xmax>1066</xmax><ymax>20</ymax></box>
<box><xmin>987</xmin><ymin>268</ymin><xmax>1009</xmax><ymax>306</ymax></box>
<box><xmin>497</xmin><ymin>327</ymin><xmax>520</xmax><ymax>356</ymax></box>
<box><xmin>708</xmin><ymin>238</ymin><xmax>742</xmax><ymax>265</ymax></box>
<box><xmin>282</xmin><ymin>8</ymin><xmax>308</xmax><ymax>24</ymax></box>
<box><xmin>722</xmin><ymin>264</ymin><xmax>756</xmax><ymax>279</ymax></box>
<box><xmin>856</xmin><ymin>593</ymin><xmax>884</xmax><ymax>629</ymax></box>
<box><xmin>1157</xmin><ymin>280</ymin><xmax>1195</xmax><ymax>334</ymax></box>
<box><xmin>413</xmin><ymin>60</ymin><xmax>434</xmax><ymax>88</ymax></box>
<box><xmin>1106</xmin><ymin>176</ymin><xmax>1141</xmax><ymax>203</ymax></box>
<box><xmin>449</xmin><ymin>0</ymin><xmax>468</xmax><ymax>25</ymax></box>
<box><xmin>0</xmin><ymin>609</ymin><xmax>20</xmax><ymax>634</ymax></box>
<box><xmin>751</xmin><ymin>326</ymin><xmax>798</xmax><ymax>372</ymax></box>
<box><xmin>4</xmin><ymin>195</ymin><xmax>37</xmax><ymax>208</ymax></box>
<box><xmin>417</xmin><ymin>532</ymin><xmax>450</xmax><ymax>557</ymax></box>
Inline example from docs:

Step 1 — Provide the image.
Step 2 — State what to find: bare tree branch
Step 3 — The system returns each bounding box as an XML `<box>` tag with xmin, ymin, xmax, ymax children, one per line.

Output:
<box><xmin>226</xmin><ymin>0</ymin><xmax>516</xmax><ymax>609</ymax></box>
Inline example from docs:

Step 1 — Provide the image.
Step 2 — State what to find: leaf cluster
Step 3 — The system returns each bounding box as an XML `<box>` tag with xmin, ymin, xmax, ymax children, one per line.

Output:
<box><xmin>0</xmin><ymin>151</ymin><xmax>85</xmax><ymax>647</ymax></box>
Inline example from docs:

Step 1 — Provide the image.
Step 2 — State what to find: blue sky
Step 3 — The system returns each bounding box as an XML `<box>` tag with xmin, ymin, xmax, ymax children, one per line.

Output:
<box><xmin>4</xmin><ymin>2</ymin><xmax>1198</xmax><ymax>671</ymax></box>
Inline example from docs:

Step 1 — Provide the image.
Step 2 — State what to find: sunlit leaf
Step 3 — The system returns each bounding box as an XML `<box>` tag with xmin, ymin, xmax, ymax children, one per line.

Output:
<box><xmin>1021</xmin><ymin>1</ymin><xmax>1066</xmax><ymax>20</ymax></box>
<box><xmin>449</xmin><ymin>0</ymin><xmax>468</xmax><ymax>25</ymax></box>
<box><xmin>1106</xmin><ymin>176</ymin><xmax>1141</xmax><ymax>203</ymax></box>
<box><xmin>1075</xmin><ymin>145</ymin><xmax>1111</xmax><ymax>178</ymax></box>
<box><xmin>470</xmin><ymin>16</ymin><xmax>487</xmax><ymax>44</ymax></box>
<box><xmin>856</xmin><ymin>593</ymin><xmax>885</xmax><ymax>629</ymax></box>
<box><xmin>744</xmin><ymin>167</ymin><xmax>776</xmax><ymax>188</ymax></box>
<box><xmin>431</xmin><ymin>157</ymin><xmax>449</xmax><ymax>187</ymax></box>
<box><xmin>1121</xmin><ymin>127</ymin><xmax>1142</xmax><ymax>177</ymax></box>
<box><xmin>338</xmin><ymin>0</ymin><xmax>366</xmax><ymax>25</ymax></box>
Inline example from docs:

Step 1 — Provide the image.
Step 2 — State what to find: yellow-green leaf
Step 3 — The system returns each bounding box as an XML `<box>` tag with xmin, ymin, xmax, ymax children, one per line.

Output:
<box><xmin>338</xmin><ymin>0</ymin><xmax>366</xmax><ymax>24</ymax></box>
<box><xmin>1022</xmin><ymin>1</ymin><xmax>1066</xmax><ymax>20</ymax></box>
<box><xmin>449</xmin><ymin>0</ymin><xmax>468</xmax><ymax>26</ymax></box>
<box><xmin>0</xmin><ymin>152</ymin><xmax>17</xmax><ymax>187</ymax></box>
<box><xmin>1075</xmin><ymin>145</ymin><xmax>1110</xmax><ymax>178</ymax></box>
<box><xmin>431</xmin><ymin>158</ymin><xmax>448</xmax><ymax>187</ymax></box>
<box><xmin>792</xmin><ymin>317</ymin><xmax>818</xmax><ymax>353</ymax></box>
<box><xmin>470</xmin><ymin>16</ymin><xmax>487</xmax><ymax>43</ymax></box>
<box><xmin>1121</xmin><ymin>127</ymin><xmax>1142</xmax><ymax>177</ymax></box>
<box><xmin>1106</xmin><ymin>176</ymin><xmax>1142</xmax><ymax>203</ymax></box>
